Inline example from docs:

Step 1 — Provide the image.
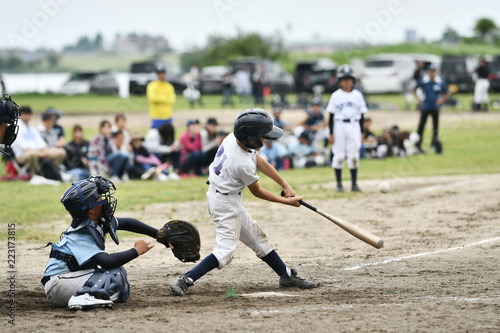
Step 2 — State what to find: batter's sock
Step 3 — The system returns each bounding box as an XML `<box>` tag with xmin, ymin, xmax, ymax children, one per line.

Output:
<box><xmin>261</xmin><ymin>250</ymin><xmax>291</xmax><ymax>277</ymax></box>
<box><xmin>350</xmin><ymin>168</ymin><xmax>358</xmax><ymax>185</ymax></box>
<box><xmin>185</xmin><ymin>253</ymin><xmax>219</xmax><ymax>282</ymax></box>
<box><xmin>334</xmin><ymin>168</ymin><xmax>342</xmax><ymax>185</ymax></box>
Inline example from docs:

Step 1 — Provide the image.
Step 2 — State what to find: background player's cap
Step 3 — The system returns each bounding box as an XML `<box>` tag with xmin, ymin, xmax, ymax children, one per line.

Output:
<box><xmin>427</xmin><ymin>64</ymin><xmax>437</xmax><ymax>71</ymax></box>
<box><xmin>299</xmin><ymin>130</ymin><xmax>315</xmax><ymax>143</ymax></box>
<box><xmin>207</xmin><ymin>118</ymin><xmax>218</xmax><ymax>126</ymax></box>
<box><xmin>187</xmin><ymin>118</ymin><xmax>200</xmax><ymax>126</ymax></box>
<box><xmin>155</xmin><ymin>65</ymin><xmax>166</xmax><ymax>73</ymax></box>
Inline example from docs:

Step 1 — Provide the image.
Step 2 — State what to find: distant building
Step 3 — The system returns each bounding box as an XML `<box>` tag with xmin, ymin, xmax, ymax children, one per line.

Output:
<box><xmin>286</xmin><ymin>40</ymin><xmax>355</xmax><ymax>54</ymax></box>
<box><xmin>111</xmin><ymin>33</ymin><xmax>171</xmax><ymax>55</ymax></box>
<box><xmin>405</xmin><ymin>29</ymin><xmax>417</xmax><ymax>43</ymax></box>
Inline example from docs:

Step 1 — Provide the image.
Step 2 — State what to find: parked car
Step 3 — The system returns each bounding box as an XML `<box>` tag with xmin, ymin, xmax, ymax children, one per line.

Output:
<box><xmin>361</xmin><ymin>54</ymin><xmax>417</xmax><ymax>94</ymax></box>
<box><xmin>440</xmin><ymin>55</ymin><xmax>474</xmax><ymax>93</ymax></box>
<box><xmin>294</xmin><ymin>58</ymin><xmax>338</xmax><ymax>93</ymax></box>
<box><xmin>228</xmin><ymin>57</ymin><xmax>294</xmax><ymax>95</ymax></box>
<box><xmin>199</xmin><ymin>66</ymin><xmax>227</xmax><ymax>94</ymax></box>
<box><xmin>128</xmin><ymin>61</ymin><xmax>187</xmax><ymax>95</ymax></box>
<box><xmin>488</xmin><ymin>55</ymin><xmax>500</xmax><ymax>92</ymax></box>
<box><xmin>60</xmin><ymin>70</ymin><xmax>119</xmax><ymax>95</ymax></box>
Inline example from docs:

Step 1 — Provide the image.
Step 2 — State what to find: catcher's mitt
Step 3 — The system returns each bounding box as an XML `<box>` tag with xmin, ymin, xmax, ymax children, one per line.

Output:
<box><xmin>157</xmin><ymin>220</ymin><xmax>201</xmax><ymax>262</ymax></box>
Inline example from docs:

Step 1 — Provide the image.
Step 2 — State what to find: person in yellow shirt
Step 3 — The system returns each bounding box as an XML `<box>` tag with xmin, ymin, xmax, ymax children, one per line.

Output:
<box><xmin>147</xmin><ymin>65</ymin><xmax>176</xmax><ymax>129</ymax></box>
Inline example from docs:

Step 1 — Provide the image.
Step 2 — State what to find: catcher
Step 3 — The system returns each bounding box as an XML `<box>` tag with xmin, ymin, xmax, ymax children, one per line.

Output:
<box><xmin>41</xmin><ymin>176</ymin><xmax>200</xmax><ymax>310</ymax></box>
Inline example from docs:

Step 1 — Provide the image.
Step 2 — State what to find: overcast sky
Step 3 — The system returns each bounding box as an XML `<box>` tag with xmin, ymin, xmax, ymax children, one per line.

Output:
<box><xmin>2</xmin><ymin>0</ymin><xmax>499</xmax><ymax>52</ymax></box>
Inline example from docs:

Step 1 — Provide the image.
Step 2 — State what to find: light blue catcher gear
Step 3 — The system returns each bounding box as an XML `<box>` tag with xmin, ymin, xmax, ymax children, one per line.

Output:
<box><xmin>75</xmin><ymin>266</ymin><xmax>130</xmax><ymax>302</ymax></box>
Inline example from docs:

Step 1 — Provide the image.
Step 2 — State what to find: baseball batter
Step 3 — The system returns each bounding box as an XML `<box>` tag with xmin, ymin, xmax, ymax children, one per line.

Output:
<box><xmin>326</xmin><ymin>64</ymin><xmax>367</xmax><ymax>192</ymax></box>
<box><xmin>169</xmin><ymin>108</ymin><xmax>317</xmax><ymax>296</ymax></box>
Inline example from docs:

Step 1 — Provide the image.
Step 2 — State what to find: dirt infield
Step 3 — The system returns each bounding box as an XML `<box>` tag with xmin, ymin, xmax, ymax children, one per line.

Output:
<box><xmin>2</xmin><ymin>173</ymin><xmax>500</xmax><ymax>332</ymax></box>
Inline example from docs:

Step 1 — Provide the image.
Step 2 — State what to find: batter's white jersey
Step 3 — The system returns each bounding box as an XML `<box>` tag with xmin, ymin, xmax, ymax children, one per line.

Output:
<box><xmin>207</xmin><ymin>132</ymin><xmax>274</xmax><ymax>268</ymax></box>
<box><xmin>208</xmin><ymin>132</ymin><xmax>259</xmax><ymax>194</ymax></box>
<box><xmin>326</xmin><ymin>88</ymin><xmax>367</xmax><ymax>169</ymax></box>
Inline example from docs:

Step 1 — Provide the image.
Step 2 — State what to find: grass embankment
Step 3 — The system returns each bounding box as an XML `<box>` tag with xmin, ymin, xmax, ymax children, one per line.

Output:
<box><xmin>11</xmin><ymin>92</ymin><xmax>500</xmax><ymax>114</ymax></box>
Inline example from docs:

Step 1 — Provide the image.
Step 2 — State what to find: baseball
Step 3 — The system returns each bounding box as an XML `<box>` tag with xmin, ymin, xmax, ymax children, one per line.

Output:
<box><xmin>378</xmin><ymin>182</ymin><xmax>390</xmax><ymax>193</ymax></box>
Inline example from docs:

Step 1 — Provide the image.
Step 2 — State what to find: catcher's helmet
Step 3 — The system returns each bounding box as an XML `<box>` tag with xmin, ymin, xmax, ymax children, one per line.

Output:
<box><xmin>336</xmin><ymin>64</ymin><xmax>356</xmax><ymax>81</ymax></box>
<box><xmin>0</xmin><ymin>94</ymin><xmax>20</xmax><ymax>154</ymax></box>
<box><xmin>233</xmin><ymin>108</ymin><xmax>283</xmax><ymax>149</ymax></box>
<box><xmin>61</xmin><ymin>176</ymin><xmax>117</xmax><ymax>231</ymax></box>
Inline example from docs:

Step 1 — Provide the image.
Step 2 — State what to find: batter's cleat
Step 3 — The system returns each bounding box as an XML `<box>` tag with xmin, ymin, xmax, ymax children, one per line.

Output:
<box><xmin>336</xmin><ymin>184</ymin><xmax>344</xmax><ymax>192</ymax></box>
<box><xmin>351</xmin><ymin>183</ymin><xmax>362</xmax><ymax>192</ymax></box>
<box><xmin>68</xmin><ymin>293</ymin><xmax>113</xmax><ymax>311</ymax></box>
<box><xmin>279</xmin><ymin>268</ymin><xmax>318</xmax><ymax>289</ymax></box>
<box><xmin>169</xmin><ymin>275</ymin><xmax>194</xmax><ymax>296</ymax></box>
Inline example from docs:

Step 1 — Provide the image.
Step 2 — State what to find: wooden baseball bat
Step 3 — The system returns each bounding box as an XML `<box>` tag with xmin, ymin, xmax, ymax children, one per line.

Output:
<box><xmin>281</xmin><ymin>192</ymin><xmax>384</xmax><ymax>249</ymax></box>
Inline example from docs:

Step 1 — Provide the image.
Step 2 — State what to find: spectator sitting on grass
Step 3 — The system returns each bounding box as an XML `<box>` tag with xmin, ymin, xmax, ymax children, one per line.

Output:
<box><xmin>259</xmin><ymin>139</ymin><xmax>288</xmax><ymax>170</ymax></box>
<box><xmin>144</xmin><ymin>122</ymin><xmax>181</xmax><ymax>173</ymax></box>
<box><xmin>179</xmin><ymin>118</ymin><xmax>205</xmax><ymax>176</ymax></box>
<box><xmin>287</xmin><ymin>130</ymin><xmax>325</xmax><ymax>168</ymax></box>
<box><xmin>64</xmin><ymin>124</ymin><xmax>90</xmax><ymax>181</ymax></box>
<box><xmin>200</xmin><ymin>117</ymin><xmax>221</xmax><ymax>168</ymax></box>
<box><xmin>112</xmin><ymin>114</ymin><xmax>131</xmax><ymax>152</ymax></box>
<box><xmin>11</xmin><ymin>106</ymin><xmax>66</xmax><ymax>176</ymax></box>
<box><xmin>88</xmin><ymin>120</ymin><xmax>130</xmax><ymax>183</ymax></box>
<box><xmin>128</xmin><ymin>131</ymin><xmax>171</xmax><ymax>181</ymax></box>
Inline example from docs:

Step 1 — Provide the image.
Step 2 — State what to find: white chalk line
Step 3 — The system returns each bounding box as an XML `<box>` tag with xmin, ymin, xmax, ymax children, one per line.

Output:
<box><xmin>401</xmin><ymin>177</ymin><xmax>484</xmax><ymax>194</ymax></box>
<box><xmin>344</xmin><ymin>236</ymin><xmax>500</xmax><ymax>271</ymax></box>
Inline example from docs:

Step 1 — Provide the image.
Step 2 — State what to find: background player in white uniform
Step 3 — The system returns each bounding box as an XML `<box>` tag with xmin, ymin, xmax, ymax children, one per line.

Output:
<box><xmin>326</xmin><ymin>65</ymin><xmax>367</xmax><ymax>192</ymax></box>
<box><xmin>169</xmin><ymin>109</ymin><xmax>317</xmax><ymax>296</ymax></box>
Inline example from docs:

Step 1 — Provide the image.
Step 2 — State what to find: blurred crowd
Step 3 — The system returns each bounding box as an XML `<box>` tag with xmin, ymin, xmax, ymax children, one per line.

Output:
<box><xmin>1</xmin><ymin>96</ymin><xmax>423</xmax><ymax>185</ymax></box>
<box><xmin>2</xmin><ymin>107</ymin><xmax>233</xmax><ymax>184</ymax></box>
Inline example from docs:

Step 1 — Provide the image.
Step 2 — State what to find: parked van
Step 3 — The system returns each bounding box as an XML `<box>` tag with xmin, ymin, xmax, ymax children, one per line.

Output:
<box><xmin>60</xmin><ymin>70</ymin><xmax>119</xmax><ymax>95</ymax></box>
<box><xmin>128</xmin><ymin>61</ymin><xmax>187</xmax><ymax>95</ymax></box>
<box><xmin>293</xmin><ymin>58</ymin><xmax>338</xmax><ymax>93</ymax></box>
<box><xmin>440</xmin><ymin>55</ymin><xmax>474</xmax><ymax>93</ymax></box>
<box><xmin>361</xmin><ymin>54</ymin><xmax>417</xmax><ymax>94</ymax></box>
<box><xmin>228</xmin><ymin>57</ymin><xmax>294</xmax><ymax>95</ymax></box>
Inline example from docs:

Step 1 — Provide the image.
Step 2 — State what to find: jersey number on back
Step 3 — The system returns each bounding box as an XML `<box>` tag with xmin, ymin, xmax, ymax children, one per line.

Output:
<box><xmin>213</xmin><ymin>145</ymin><xmax>227</xmax><ymax>176</ymax></box>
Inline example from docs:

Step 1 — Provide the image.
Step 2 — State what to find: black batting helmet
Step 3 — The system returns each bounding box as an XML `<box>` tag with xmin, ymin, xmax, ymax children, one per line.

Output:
<box><xmin>336</xmin><ymin>64</ymin><xmax>356</xmax><ymax>81</ymax></box>
<box><xmin>233</xmin><ymin>108</ymin><xmax>283</xmax><ymax>149</ymax></box>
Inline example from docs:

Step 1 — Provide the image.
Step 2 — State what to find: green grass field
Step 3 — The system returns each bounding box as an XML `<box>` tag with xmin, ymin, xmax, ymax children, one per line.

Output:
<box><xmin>2</xmin><ymin>118</ymin><xmax>500</xmax><ymax>242</ymax></box>
<box><xmin>10</xmin><ymin>92</ymin><xmax>500</xmax><ymax>114</ymax></box>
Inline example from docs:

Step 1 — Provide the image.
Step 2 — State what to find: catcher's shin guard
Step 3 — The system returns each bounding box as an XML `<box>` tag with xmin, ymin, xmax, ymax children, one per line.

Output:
<box><xmin>76</xmin><ymin>267</ymin><xmax>129</xmax><ymax>302</ymax></box>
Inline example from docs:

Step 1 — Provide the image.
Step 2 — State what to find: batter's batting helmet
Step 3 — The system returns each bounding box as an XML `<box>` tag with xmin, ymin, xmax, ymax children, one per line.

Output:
<box><xmin>336</xmin><ymin>64</ymin><xmax>356</xmax><ymax>81</ymax></box>
<box><xmin>233</xmin><ymin>108</ymin><xmax>283</xmax><ymax>149</ymax></box>
<box><xmin>61</xmin><ymin>176</ymin><xmax>118</xmax><ymax>231</ymax></box>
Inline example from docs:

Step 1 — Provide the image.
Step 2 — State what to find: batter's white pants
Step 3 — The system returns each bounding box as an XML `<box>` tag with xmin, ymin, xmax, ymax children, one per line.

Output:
<box><xmin>42</xmin><ymin>269</ymin><xmax>95</xmax><ymax>307</ymax></box>
<box><xmin>207</xmin><ymin>187</ymin><xmax>274</xmax><ymax>268</ymax></box>
<box><xmin>474</xmin><ymin>78</ymin><xmax>490</xmax><ymax>104</ymax></box>
<box><xmin>331</xmin><ymin>121</ymin><xmax>362</xmax><ymax>169</ymax></box>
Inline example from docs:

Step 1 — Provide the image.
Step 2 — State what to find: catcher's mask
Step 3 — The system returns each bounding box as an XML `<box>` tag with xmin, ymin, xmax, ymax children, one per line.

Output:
<box><xmin>61</xmin><ymin>176</ymin><xmax>119</xmax><ymax>245</ymax></box>
<box><xmin>0</xmin><ymin>94</ymin><xmax>20</xmax><ymax>155</ymax></box>
<box><xmin>233</xmin><ymin>108</ymin><xmax>283</xmax><ymax>149</ymax></box>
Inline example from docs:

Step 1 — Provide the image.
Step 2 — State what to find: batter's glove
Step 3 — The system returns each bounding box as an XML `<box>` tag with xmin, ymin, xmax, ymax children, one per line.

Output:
<box><xmin>157</xmin><ymin>220</ymin><xmax>201</xmax><ymax>262</ymax></box>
